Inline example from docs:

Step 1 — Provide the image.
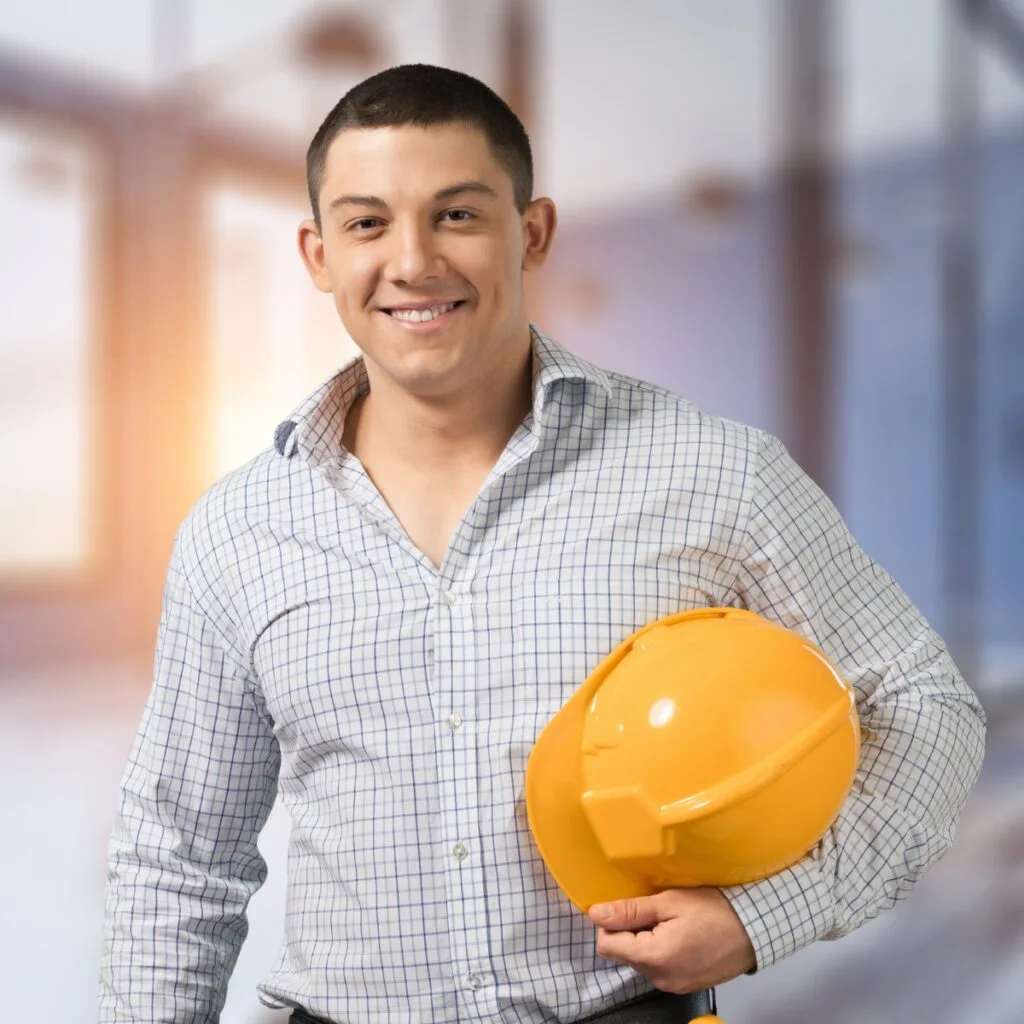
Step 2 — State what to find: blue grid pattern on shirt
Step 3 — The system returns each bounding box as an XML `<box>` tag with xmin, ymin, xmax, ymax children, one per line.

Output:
<box><xmin>100</xmin><ymin>328</ymin><xmax>985</xmax><ymax>1024</ymax></box>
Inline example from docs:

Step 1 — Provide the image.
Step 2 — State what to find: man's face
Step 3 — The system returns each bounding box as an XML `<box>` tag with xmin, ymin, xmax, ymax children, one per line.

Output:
<box><xmin>298</xmin><ymin>122</ymin><xmax>555</xmax><ymax>399</ymax></box>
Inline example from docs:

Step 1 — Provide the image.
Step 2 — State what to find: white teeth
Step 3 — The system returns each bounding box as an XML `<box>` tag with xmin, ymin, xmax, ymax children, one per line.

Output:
<box><xmin>389</xmin><ymin>301</ymin><xmax>456</xmax><ymax>323</ymax></box>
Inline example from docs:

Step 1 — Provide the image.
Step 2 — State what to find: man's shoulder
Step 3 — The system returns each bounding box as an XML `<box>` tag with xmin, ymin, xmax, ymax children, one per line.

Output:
<box><xmin>598</xmin><ymin>364</ymin><xmax>763</xmax><ymax>456</ymax></box>
<box><xmin>175</xmin><ymin>443</ymin><xmax>313</xmax><ymax>570</ymax></box>
<box><xmin>535</xmin><ymin>330</ymin><xmax>765</xmax><ymax>460</ymax></box>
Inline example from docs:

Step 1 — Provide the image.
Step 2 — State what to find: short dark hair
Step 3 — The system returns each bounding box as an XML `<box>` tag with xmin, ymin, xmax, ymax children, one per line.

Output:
<box><xmin>306</xmin><ymin>63</ymin><xmax>533</xmax><ymax>228</ymax></box>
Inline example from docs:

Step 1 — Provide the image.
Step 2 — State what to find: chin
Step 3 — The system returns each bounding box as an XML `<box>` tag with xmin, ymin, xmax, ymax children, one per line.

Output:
<box><xmin>386</xmin><ymin>355</ymin><xmax>465</xmax><ymax>392</ymax></box>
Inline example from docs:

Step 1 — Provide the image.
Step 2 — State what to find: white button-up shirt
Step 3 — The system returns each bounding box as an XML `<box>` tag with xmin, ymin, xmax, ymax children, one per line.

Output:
<box><xmin>100</xmin><ymin>329</ymin><xmax>985</xmax><ymax>1023</ymax></box>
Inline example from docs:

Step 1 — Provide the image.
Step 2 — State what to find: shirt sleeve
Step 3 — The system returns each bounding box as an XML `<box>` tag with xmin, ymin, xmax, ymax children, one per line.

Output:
<box><xmin>98</xmin><ymin>533</ymin><xmax>281</xmax><ymax>1022</ymax></box>
<box><xmin>721</xmin><ymin>432</ymin><xmax>986</xmax><ymax>971</ymax></box>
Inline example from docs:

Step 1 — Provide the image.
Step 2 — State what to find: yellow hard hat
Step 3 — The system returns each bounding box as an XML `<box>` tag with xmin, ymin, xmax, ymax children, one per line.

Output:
<box><xmin>525</xmin><ymin>608</ymin><xmax>861</xmax><ymax>911</ymax></box>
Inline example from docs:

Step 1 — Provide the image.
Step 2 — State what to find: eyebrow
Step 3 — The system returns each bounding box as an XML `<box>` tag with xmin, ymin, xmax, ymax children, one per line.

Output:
<box><xmin>434</xmin><ymin>180</ymin><xmax>499</xmax><ymax>202</ymax></box>
<box><xmin>327</xmin><ymin>180</ymin><xmax>499</xmax><ymax>213</ymax></box>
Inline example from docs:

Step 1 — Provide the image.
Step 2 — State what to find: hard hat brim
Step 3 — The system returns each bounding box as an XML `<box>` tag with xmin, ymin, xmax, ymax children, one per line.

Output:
<box><xmin>525</xmin><ymin>610</ymin><xmax>712</xmax><ymax>910</ymax></box>
<box><xmin>525</xmin><ymin>661</ymin><xmax>648</xmax><ymax>911</ymax></box>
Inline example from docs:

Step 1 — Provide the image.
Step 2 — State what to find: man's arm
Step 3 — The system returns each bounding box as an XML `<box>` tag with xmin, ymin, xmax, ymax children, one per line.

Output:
<box><xmin>722</xmin><ymin>431</ymin><xmax>986</xmax><ymax>970</ymax></box>
<box><xmin>99</xmin><ymin>535</ymin><xmax>281</xmax><ymax>1022</ymax></box>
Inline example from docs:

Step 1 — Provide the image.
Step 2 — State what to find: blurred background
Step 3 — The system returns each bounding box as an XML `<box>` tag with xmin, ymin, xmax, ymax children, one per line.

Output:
<box><xmin>1</xmin><ymin>1</ymin><xmax>1022</xmax><ymax>1021</ymax></box>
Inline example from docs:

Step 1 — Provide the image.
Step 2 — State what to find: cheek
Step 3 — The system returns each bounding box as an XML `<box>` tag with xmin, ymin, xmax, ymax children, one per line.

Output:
<box><xmin>326</xmin><ymin>254</ymin><xmax>376</xmax><ymax>309</ymax></box>
<box><xmin>459</xmin><ymin>242</ymin><xmax>519</xmax><ymax>301</ymax></box>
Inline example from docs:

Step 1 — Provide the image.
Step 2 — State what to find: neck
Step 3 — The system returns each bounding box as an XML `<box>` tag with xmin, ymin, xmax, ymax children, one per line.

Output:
<box><xmin>345</xmin><ymin>345</ymin><xmax>534</xmax><ymax>472</ymax></box>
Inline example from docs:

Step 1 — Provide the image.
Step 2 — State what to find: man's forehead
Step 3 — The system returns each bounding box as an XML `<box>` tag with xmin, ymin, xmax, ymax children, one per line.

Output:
<box><xmin>321</xmin><ymin>123</ymin><xmax>510</xmax><ymax>197</ymax></box>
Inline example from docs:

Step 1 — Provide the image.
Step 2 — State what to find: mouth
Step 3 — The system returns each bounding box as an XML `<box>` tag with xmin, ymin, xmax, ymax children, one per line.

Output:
<box><xmin>380</xmin><ymin>300</ymin><xmax>466</xmax><ymax>325</ymax></box>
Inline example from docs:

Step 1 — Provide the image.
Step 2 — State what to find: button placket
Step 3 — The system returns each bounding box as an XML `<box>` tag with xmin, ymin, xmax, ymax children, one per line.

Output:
<box><xmin>435</xmin><ymin>568</ymin><xmax>491</xmax><ymax>1004</ymax></box>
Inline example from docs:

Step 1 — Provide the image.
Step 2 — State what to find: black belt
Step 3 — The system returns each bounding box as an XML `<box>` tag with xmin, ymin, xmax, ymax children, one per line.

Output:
<box><xmin>290</xmin><ymin>987</ymin><xmax>717</xmax><ymax>1023</ymax></box>
<box><xmin>573</xmin><ymin>989</ymin><xmax>717</xmax><ymax>1022</ymax></box>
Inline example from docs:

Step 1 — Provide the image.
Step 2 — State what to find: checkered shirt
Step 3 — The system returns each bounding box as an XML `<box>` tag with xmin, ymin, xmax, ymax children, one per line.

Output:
<box><xmin>99</xmin><ymin>328</ymin><xmax>986</xmax><ymax>1023</ymax></box>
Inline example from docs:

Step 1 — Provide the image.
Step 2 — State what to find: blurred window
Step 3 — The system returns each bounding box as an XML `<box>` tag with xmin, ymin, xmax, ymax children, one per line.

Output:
<box><xmin>202</xmin><ymin>179</ymin><xmax>359</xmax><ymax>485</ymax></box>
<box><xmin>0</xmin><ymin>113</ymin><xmax>104</xmax><ymax>582</ymax></box>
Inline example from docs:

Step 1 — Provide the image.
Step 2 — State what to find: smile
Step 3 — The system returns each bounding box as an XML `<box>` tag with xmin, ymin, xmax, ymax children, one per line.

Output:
<box><xmin>385</xmin><ymin>301</ymin><xmax>464</xmax><ymax>323</ymax></box>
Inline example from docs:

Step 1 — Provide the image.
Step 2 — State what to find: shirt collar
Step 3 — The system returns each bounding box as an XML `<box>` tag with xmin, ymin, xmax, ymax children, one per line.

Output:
<box><xmin>273</xmin><ymin>325</ymin><xmax>612</xmax><ymax>468</ymax></box>
<box><xmin>529</xmin><ymin>325</ymin><xmax>611</xmax><ymax>419</ymax></box>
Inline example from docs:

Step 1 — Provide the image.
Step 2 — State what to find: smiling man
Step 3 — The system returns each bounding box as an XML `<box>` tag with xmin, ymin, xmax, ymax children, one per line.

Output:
<box><xmin>99</xmin><ymin>65</ymin><xmax>985</xmax><ymax>1024</ymax></box>
<box><xmin>295</xmin><ymin>115</ymin><xmax>553</xmax><ymax>568</ymax></box>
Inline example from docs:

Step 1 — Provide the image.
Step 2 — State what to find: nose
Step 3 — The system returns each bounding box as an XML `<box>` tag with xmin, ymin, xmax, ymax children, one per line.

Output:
<box><xmin>384</xmin><ymin>218</ymin><xmax>444</xmax><ymax>287</ymax></box>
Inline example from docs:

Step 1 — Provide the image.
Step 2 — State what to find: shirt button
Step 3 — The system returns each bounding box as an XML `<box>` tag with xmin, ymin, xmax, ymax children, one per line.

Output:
<box><xmin>452</xmin><ymin>842</ymin><xmax>468</xmax><ymax>862</ymax></box>
<box><xmin>445</xmin><ymin>712</ymin><xmax>463</xmax><ymax>731</ymax></box>
<box><xmin>466</xmin><ymin>972</ymin><xmax>484</xmax><ymax>991</ymax></box>
<box><xmin>443</xmin><ymin>589</ymin><xmax>458</xmax><ymax>606</ymax></box>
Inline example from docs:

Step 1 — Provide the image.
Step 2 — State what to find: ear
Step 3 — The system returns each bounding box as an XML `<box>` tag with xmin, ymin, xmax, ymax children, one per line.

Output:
<box><xmin>297</xmin><ymin>218</ymin><xmax>333</xmax><ymax>292</ymax></box>
<box><xmin>522</xmin><ymin>197</ymin><xmax>557</xmax><ymax>273</ymax></box>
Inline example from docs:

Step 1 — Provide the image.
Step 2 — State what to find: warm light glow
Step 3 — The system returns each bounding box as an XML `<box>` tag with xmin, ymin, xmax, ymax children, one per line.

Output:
<box><xmin>0</xmin><ymin>116</ymin><xmax>100</xmax><ymax>577</ymax></box>
<box><xmin>204</xmin><ymin>182</ymin><xmax>359</xmax><ymax>486</ymax></box>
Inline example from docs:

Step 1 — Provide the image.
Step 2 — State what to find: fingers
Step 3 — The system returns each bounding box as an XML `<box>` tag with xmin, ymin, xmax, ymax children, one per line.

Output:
<box><xmin>596</xmin><ymin>926</ymin><xmax>697</xmax><ymax>994</ymax></box>
<box><xmin>588</xmin><ymin>893</ymin><xmax>666</xmax><ymax>932</ymax></box>
<box><xmin>590</xmin><ymin>888</ymin><xmax>757</xmax><ymax>994</ymax></box>
<box><xmin>595</xmin><ymin>923</ymin><xmax>664</xmax><ymax>967</ymax></box>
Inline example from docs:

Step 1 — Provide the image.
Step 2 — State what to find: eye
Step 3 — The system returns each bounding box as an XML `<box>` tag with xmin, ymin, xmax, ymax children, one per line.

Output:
<box><xmin>439</xmin><ymin>209</ymin><xmax>475</xmax><ymax>223</ymax></box>
<box><xmin>348</xmin><ymin>217</ymin><xmax>384</xmax><ymax>232</ymax></box>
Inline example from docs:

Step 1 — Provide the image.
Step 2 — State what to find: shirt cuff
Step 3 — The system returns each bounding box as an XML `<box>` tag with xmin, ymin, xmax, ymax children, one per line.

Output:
<box><xmin>720</xmin><ymin>850</ymin><xmax>836</xmax><ymax>972</ymax></box>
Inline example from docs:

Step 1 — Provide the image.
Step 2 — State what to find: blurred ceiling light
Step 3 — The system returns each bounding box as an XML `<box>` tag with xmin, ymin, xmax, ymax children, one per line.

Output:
<box><xmin>678</xmin><ymin>175</ymin><xmax>750</xmax><ymax>226</ymax></box>
<box><xmin>12</xmin><ymin>151</ymin><xmax>74</xmax><ymax>194</ymax></box>
<box><xmin>293</xmin><ymin>10</ymin><xmax>382</xmax><ymax>71</ymax></box>
<box><xmin>165</xmin><ymin>7</ymin><xmax>384</xmax><ymax>116</ymax></box>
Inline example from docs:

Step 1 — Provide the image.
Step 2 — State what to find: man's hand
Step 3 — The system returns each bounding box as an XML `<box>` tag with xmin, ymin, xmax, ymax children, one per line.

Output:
<box><xmin>589</xmin><ymin>887</ymin><xmax>756</xmax><ymax>994</ymax></box>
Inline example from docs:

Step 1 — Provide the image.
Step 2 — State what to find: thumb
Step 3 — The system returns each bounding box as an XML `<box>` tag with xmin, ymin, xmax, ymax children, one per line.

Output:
<box><xmin>588</xmin><ymin>894</ymin><xmax>664</xmax><ymax>932</ymax></box>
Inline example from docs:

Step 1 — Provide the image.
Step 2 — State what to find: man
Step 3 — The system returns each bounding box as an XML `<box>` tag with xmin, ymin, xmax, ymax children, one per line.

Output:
<box><xmin>100</xmin><ymin>64</ymin><xmax>986</xmax><ymax>1023</ymax></box>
